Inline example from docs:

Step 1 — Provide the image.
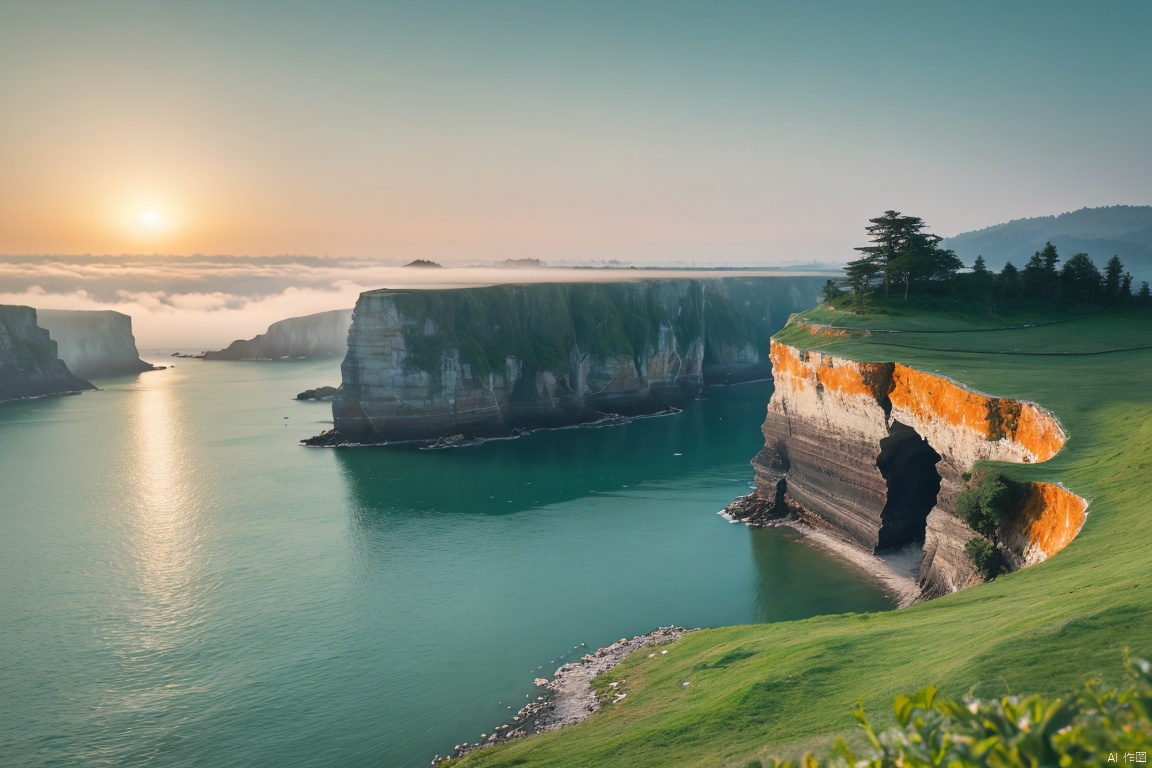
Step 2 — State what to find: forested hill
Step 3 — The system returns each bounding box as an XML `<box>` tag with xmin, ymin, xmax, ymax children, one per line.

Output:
<box><xmin>942</xmin><ymin>205</ymin><xmax>1152</xmax><ymax>279</ymax></box>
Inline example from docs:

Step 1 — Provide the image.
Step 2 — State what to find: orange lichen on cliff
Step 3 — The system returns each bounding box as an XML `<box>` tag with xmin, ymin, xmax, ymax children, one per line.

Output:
<box><xmin>771</xmin><ymin>342</ymin><xmax>1065</xmax><ymax>460</ymax></box>
<box><xmin>890</xmin><ymin>364</ymin><xmax>1065</xmax><ymax>461</ymax></box>
<box><xmin>769</xmin><ymin>342</ymin><xmax>810</xmax><ymax>381</ymax></box>
<box><xmin>796</xmin><ymin>321</ymin><xmax>855</xmax><ymax>339</ymax></box>
<box><xmin>1011</xmin><ymin>404</ymin><xmax>1067</xmax><ymax>463</ymax></box>
<box><xmin>1017</xmin><ymin>482</ymin><xmax>1088</xmax><ymax>558</ymax></box>
<box><xmin>816</xmin><ymin>360</ymin><xmax>890</xmax><ymax>399</ymax></box>
<box><xmin>770</xmin><ymin>343</ymin><xmax>887</xmax><ymax>399</ymax></box>
<box><xmin>891</xmin><ymin>364</ymin><xmax>992</xmax><ymax>433</ymax></box>
<box><xmin>814</xmin><ymin>362</ymin><xmax>871</xmax><ymax>398</ymax></box>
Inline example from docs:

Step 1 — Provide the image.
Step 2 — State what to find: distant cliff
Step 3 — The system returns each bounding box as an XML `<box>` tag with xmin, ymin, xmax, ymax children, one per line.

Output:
<box><xmin>37</xmin><ymin>309</ymin><xmax>156</xmax><ymax>378</ymax></box>
<box><xmin>0</xmin><ymin>305</ymin><xmax>94</xmax><ymax>402</ymax></box>
<box><xmin>752</xmin><ymin>336</ymin><xmax>1083</xmax><ymax>598</ymax></box>
<box><xmin>204</xmin><ymin>309</ymin><xmax>354</xmax><ymax>360</ymax></box>
<box><xmin>311</xmin><ymin>277</ymin><xmax>825</xmax><ymax>444</ymax></box>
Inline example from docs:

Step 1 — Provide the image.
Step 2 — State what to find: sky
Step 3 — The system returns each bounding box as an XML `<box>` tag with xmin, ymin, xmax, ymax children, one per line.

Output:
<box><xmin>1</xmin><ymin>1</ymin><xmax>1150</xmax><ymax>345</ymax></box>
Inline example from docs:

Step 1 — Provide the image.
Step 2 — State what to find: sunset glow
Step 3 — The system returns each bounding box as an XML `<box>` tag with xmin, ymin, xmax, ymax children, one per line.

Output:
<box><xmin>0</xmin><ymin>3</ymin><xmax>1148</xmax><ymax>263</ymax></box>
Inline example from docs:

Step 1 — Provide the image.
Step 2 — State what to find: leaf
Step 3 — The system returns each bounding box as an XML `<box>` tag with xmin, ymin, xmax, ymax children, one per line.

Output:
<box><xmin>894</xmin><ymin>694</ymin><xmax>914</xmax><ymax>726</ymax></box>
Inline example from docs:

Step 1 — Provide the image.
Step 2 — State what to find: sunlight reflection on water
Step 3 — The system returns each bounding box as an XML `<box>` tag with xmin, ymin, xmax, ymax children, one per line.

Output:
<box><xmin>115</xmin><ymin>373</ymin><xmax>209</xmax><ymax>710</ymax></box>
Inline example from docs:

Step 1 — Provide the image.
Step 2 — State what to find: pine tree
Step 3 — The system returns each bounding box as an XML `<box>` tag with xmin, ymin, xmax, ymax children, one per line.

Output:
<box><xmin>1040</xmin><ymin>242</ymin><xmax>1061</xmax><ymax>301</ymax></box>
<box><xmin>1021</xmin><ymin>253</ymin><xmax>1046</xmax><ymax>297</ymax></box>
<box><xmin>1061</xmin><ymin>253</ymin><xmax>1102</xmax><ymax>304</ymax></box>
<box><xmin>997</xmin><ymin>262</ymin><xmax>1019</xmax><ymax>301</ymax></box>
<box><xmin>821</xmin><ymin>279</ymin><xmax>843</xmax><ymax>303</ymax></box>
<box><xmin>968</xmin><ymin>255</ymin><xmax>993</xmax><ymax>305</ymax></box>
<box><xmin>852</xmin><ymin>211</ymin><xmax>929</xmax><ymax>298</ymax></box>
<box><xmin>1104</xmin><ymin>255</ymin><xmax>1125</xmax><ymax>303</ymax></box>
<box><xmin>844</xmin><ymin>257</ymin><xmax>882</xmax><ymax>311</ymax></box>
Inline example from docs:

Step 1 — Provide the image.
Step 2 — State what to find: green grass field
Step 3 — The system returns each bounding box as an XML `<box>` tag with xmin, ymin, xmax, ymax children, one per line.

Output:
<box><xmin>453</xmin><ymin>308</ymin><xmax>1152</xmax><ymax>767</ymax></box>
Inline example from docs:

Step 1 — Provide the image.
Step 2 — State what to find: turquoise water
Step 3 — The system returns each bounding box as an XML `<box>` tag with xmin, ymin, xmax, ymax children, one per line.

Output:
<box><xmin>0</xmin><ymin>361</ymin><xmax>892</xmax><ymax>767</ymax></box>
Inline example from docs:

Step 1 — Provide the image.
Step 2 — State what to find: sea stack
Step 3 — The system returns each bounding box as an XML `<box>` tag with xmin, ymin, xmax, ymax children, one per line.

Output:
<box><xmin>0</xmin><ymin>305</ymin><xmax>95</xmax><ymax>402</ymax></box>
<box><xmin>36</xmin><ymin>309</ymin><xmax>157</xmax><ymax>378</ymax></box>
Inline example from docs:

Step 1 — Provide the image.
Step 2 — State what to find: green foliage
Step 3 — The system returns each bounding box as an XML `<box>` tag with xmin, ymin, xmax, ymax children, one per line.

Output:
<box><xmin>386</xmin><ymin>279</ymin><xmax>809</xmax><ymax>393</ymax></box>
<box><xmin>955</xmin><ymin>472</ymin><xmax>1017</xmax><ymax>541</ymax></box>
<box><xmin>1104</xmin><ymin>255</ymin><xmax>1125</xmax><ymax>301</ymax></box>
<box><xmin>1062</xmin><ymin>252</ymin><xmax>1103</xmax><ymax>304</ymax></box>
<box><xmin>965</xmin><ymin>538</ymin><xmax>1000</xmax><ymax>580</ymax></box>
<box><xmin>767</xmin><ymin>657</ymin><xmax>1152</xmax><ymax>768</ymax></box>
<box><xmin>845</xmin><ymin>211</ymin><xmax>962</xmax><ymax>303</ymax></box>
<box><xmin>388</xmin><ymin>281</ymin><xmax>744</xmax><ymax>389</ymax></box>
<box><xmin>974</xmin><ymin>243</ymin><xmax>1141</xmax><ymax>312</ymax></box>
<box><xmin>821</xmin><ymin>279</ymin><xmax>843</xmax><ymax>303</ymax></box>
<box><xmin>702</xmin><ymin>283</ymin><xmax>760</xmax><ymax>353</ymax></box>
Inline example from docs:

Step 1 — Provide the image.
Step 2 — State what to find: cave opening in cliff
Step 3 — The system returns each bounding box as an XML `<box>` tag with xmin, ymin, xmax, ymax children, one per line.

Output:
<box><xmin>875</xmin><ymin>421</ymin><xmax>942</xmax><ymax>552</ymax></box>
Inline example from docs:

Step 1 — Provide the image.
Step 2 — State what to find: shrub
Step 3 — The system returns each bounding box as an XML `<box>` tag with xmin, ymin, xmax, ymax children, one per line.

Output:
<box><xmin>768</xmin><ymin>656</ymin><xmax>1152</xmax><ymax>767</ymax></box>
<box><xmin>955</xmin><ymin>472</ymin><xmax>1018</xmax><ymax>540</ymax></box>
<box><xmin>965</xmin><ymin>537</ymin><xmax>1000</xmax><ymax>580</ymax></box>
<box><xmin>821</xmin><ymin>280</ymin><xmax>843</xmax><ymax>303</ymax></box>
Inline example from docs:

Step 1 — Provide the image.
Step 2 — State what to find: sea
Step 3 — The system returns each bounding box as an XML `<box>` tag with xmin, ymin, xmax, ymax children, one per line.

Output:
<box><xmin>0</xmin><ymin>359</ymin><xmax>891</xmax><ymax>767</ymax></box>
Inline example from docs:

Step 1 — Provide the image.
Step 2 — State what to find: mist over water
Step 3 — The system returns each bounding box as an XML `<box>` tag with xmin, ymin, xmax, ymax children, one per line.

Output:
<box><xmin>0</xmin><ymin>361</ymin><xmax>890</xmax><ymax>767</ymax></box>
<box><xmin>0</xmin><ymin>259</ymin><xmax>833</xmax><ymax>348</ymax></box>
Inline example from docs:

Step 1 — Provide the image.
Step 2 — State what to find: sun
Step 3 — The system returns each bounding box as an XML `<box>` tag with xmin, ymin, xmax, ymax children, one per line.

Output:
<box><xmin>137</xmin><ymin>209</ymin><xmax>166</xmax><ymax>230</ymax></box>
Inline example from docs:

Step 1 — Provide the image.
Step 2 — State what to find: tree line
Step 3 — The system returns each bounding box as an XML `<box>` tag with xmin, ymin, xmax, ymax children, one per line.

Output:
<box><xmin>829</xmin><ymin>210</ymin><xmax>1152</xmax><ymax>311</ymax></box>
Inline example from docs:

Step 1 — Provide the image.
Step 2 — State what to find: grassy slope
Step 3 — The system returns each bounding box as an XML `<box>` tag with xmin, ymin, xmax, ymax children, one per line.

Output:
<box><xmin>454</xmin><ymin>309</ymin><xmax>1152</xmax><ymax>768</ymax></box>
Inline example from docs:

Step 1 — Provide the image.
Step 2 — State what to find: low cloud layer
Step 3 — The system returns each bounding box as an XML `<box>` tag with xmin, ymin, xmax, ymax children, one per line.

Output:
<box><xmin>1</xmin><ymin>254</ymin><xmax>826</xmax><ymax>351</ymax></box>
<box><xmin>0</xmin><ymin>255</ymin><xmax>530</xmax><ymax>349</ymax></box>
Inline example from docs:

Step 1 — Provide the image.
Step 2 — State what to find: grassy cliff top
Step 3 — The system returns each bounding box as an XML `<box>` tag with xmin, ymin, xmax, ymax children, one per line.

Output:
<box><xmin>452</xmin><ymin>307</ymin><xmax>1152</xmax><ymax>767</ymax></box>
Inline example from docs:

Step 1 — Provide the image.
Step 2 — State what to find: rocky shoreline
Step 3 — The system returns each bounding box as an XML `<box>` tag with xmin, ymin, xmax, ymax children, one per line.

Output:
<box><xmin>431</xmin><ymin>626</ymin><xmax>692</xmax><ymax>766</ymax></box>
<box><xmin>722</xmin><ymin>493</ymin><xmax>923</xmax><ymax>608</ymax></box>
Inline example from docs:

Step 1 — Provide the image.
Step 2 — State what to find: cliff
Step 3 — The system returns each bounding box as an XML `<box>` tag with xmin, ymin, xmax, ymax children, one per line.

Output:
<box><xmin>36</xmin><ymin>309</ymin><xmax>156</xmax><ymax>378</ymax></box>
<box><xmin>441</xmin><ymin>311</ymin><xmax>1152</xmax><ymax>768</ymax></box>
<box><xmin>314</xmin><ymin>277</ymin><xmax>825</xmax><ymax>444</ymax></box>
<box><xmin>753</xmin><ymin>339</ymin><xmax>1085</xmax><ymax>598</ymax></box>
<box><xmin>204</xmin><ymin>309</ymin><xmax>354</xmax><ymax>360</ymax></box>
<box><xmin>0</xmin><ymin>305</ymin><xmax>95</xmax><ymax>402</ymax></box>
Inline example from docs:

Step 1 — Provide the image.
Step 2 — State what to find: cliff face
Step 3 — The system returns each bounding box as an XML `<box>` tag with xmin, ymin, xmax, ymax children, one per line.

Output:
<box><xmin>204</xmin><ymin>309</ymin><xmax>354</xmax><ymax>360</ymax></box>
<box><xmin>320</xmin><ymin>277</ymin><xmax>825</xmax><ymax>443</ymax></box>
<box><xmin>36</xmin><ymin>309</ymin><xmax>155</xmax><ymax>378</ymax></box>
<box><xmin>755</xmin><ymin>340</ymin><xmax>1085</xmax><ymax>597</ymax></box>
<box><xmin>0</xmin><ymin>305</ymin><xmax>94</xmax><ymax>402</ymax></box>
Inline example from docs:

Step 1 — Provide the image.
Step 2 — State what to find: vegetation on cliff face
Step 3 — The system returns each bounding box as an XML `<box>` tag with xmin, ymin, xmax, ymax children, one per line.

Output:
<box><xmin>956</xmin><ymin>471</ymin><xmax>1025</xmax><ymax>579</ymax></box>
<box><xmin>391</xmin><ymin>284</ymin><xmax>632</xmax><ymax>380</ymax></box>
<box><xmin>387</xmin><ymin>281</ymin><xmax>763</xmax><ymax>381</ymax></box>
<box><xmin>450</xmin><ymin>308</ymin><xmax>1152</xmax><ymax>768</ymax></box>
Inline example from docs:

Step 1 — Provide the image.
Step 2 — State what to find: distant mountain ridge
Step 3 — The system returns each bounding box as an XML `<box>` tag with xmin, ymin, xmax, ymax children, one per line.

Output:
<box><xmin>942</xmin><ymin>205</ymin><xmax>1152</xmax><ymax>280</ymax></box>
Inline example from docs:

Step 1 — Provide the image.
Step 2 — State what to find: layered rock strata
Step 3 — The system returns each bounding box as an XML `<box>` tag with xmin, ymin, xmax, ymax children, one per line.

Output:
<box><xmin>314</xmin><ymin>277</ymin><xmax>825</xmax><ymax>444</ymax></box>
<box><xmin>36</xmin><ymin>309</ymin><xmax>156</xmax><ymax>377</ymax></box>
<box><xmin>754</xmin><ymin>341</ymin><xmax>1085</xmax><ymax>597</ymax></box>
<box><xmin>204</xmin><ymin>309</ymin><xmax>354</xmax><ymax>360</ymax></box>
<box><xmin>0</xmin><ymin>305</ymin><xmax>94</xmax><ymax>402</ymax></box>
